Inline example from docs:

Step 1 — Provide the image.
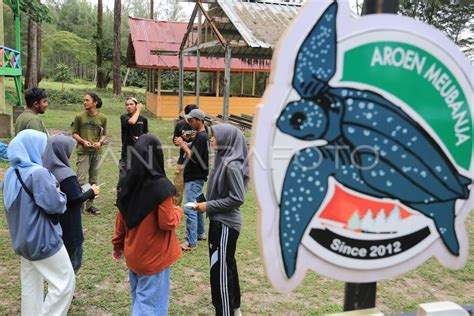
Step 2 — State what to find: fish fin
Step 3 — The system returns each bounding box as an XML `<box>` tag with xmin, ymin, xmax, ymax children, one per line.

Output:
<box><xmin>410</xmin><ymin>201</ymin><xmax>459</xmax><ymax>256</ymax></box>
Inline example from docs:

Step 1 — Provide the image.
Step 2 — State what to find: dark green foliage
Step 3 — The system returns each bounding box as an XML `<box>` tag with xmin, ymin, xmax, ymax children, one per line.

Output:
<box><xmin>122</xmin><ymin>67</ymin><xmax>146</xmax><ymax>88</ymax></box>
<box><xmin>160</xmin><ymin>70</ymin><xmax>196</xmax><ymax>92</ymax></box>
<box><xmin>399</xmin><ymin>0</ymin><xmax>473</xmax><ymax>60</ymax></box>
<box><xmin>46</xmin><ymin>88</ymin><xmax>85</xmax><ymax>107</ymax></box>
<box><xmin>5</xmin><ymin>0</ymin><xmax>51</xmax><ymax>23</ymax></box>
<box><xmin>52</xmin><ymin>64</ymin><xmax>74</xmax><ymax>88</ymax></box>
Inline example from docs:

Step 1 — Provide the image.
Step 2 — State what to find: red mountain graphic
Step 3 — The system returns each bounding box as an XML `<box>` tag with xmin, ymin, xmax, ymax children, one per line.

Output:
<box><xmin>319</xmin><ymin>185</ymin><xmax>412</xmax><ymax>226</ymax></box>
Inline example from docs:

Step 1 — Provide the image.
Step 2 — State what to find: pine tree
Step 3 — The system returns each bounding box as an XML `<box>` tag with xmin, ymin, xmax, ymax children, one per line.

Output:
<box><xmin>361</xmin><ymin>209</ymin><xmax>375</xmax><ymax>232</ymax></box>
<box><xmin>348</xmin><ymin>211</ymin><xmax>361</xmax><ymax>230</ymax></box>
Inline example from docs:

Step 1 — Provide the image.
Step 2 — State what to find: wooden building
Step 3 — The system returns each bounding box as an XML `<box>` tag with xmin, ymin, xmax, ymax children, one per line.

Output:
<box><xmin>127</xmin><ymin>1</ymin><xmax>303</xmax><ymax>120</ymax></box>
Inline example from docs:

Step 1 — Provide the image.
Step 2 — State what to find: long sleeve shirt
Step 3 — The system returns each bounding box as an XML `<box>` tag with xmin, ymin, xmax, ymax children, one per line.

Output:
<box><xmin>112</xmin><ymin>197</ymin><xmax>183</xmax><ymax>275</ymax></box>
<box><xmin>59</xmin><ymin>176</ymin><xmax>94</xmax><ymax>250</ymax></box>
<box><xmin>4</xmin><ymin>168</ymin><xmax>67</xmax><ymax>261</ymax></box>
<box><xmin>207</xmin><ymin>161</ymin><xmax>246</xmax><ymax>232</ymax></box>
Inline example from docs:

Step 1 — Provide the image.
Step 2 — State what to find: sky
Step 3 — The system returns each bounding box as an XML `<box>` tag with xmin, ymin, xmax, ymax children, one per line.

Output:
<box><xmin>95</xmin><ymin>0</ymin><xmax>360</xmax><ymax>16</ymax></box>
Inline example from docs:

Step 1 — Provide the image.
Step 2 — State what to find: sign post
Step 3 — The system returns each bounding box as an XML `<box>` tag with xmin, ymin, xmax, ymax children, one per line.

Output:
<box><xmin>252</xmin><ymin>0</ymin><xmax>473</xmax><ymax>310</ymax></box>
<box><xmin>343</xmin><ymin>0</ymin><xmax>400</xmax><ymax>311</ymax></box>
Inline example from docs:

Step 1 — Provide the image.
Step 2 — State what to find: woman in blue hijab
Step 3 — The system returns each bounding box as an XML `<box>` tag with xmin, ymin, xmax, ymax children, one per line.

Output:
<box><xmin>2</xmin><ymin>129</ymin><xmax>75</xmax><ymax>315</ymax></box>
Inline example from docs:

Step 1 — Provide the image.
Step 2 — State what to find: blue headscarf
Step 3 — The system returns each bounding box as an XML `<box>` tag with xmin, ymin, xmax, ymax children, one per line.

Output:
<box><xmin>2</xmin><ymin>130</ymin><xmax>48</xmax><ymax>209</ymax></box>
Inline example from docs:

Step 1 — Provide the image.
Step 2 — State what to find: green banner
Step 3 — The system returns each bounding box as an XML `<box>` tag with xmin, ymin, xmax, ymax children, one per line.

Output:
<box><xmin>342</xmin><ymin>42</ymin><xmax>472</xmax><ymax>170</ymax></box>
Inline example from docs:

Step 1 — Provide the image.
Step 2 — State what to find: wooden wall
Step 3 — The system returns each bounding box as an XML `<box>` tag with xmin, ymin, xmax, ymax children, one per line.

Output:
<box><xmin>145</xmin><ymin>93</ymin><xmax>262</xmax><ymax>120</ymax></box>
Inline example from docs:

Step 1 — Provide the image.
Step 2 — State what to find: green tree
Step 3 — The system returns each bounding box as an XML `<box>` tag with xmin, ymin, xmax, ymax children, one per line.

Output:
<box><xmin>53</xmin><ymin>63</ymin><xmax>73</xmax><ymax>90</ymax></box>
<box><xmin>42</xmin><ymin>31</ymin><xmax>94</xmax><ymax>79</ymax></box>
<box><xmin>399</xmin><ymin>0</ymin><xmax>473</xmax><ymax>60</ymax></box>
<box><xmin>5</xmin><ymin>0</ymin><xmax>51</xmax><ymax>88</ymax></box>
<box><xmin>96</xmin><ymin>0</ymin><xmax>106</xmax><ymax>88</ymax></box>
<box><xmin>113</xmin><ymin>0</ymin><xmax>122</xmax><ymax>95</ymax></box>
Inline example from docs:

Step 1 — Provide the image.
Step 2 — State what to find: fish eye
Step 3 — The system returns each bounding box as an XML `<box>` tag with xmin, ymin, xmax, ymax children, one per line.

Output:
<box><xmin>290</xmin><ymin>112</ymin><xmax>306</xmax><ymax>130</ymax></box>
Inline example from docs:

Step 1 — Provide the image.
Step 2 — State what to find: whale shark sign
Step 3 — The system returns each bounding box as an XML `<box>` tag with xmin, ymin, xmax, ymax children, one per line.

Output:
<box><xmin>252</xmin><ymin>0</ymin><xmax>473</xmax><ymax>291</ymax></box>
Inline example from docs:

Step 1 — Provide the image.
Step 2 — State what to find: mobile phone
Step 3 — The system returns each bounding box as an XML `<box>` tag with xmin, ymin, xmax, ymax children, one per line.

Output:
<box><xmin>196</xmin><ymin>193</ymin><xmax>206</xmax><ymax>203</ymax></box>
<box><xmin>81</xmin><ymin>183</ymin><xmax>92</xmax><ymax>193</ymax></box>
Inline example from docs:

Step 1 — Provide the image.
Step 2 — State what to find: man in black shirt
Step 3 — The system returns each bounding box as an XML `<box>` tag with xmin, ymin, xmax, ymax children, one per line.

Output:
<box><xmin>119</xmin><ymin>97</ymin><xmax>148</xmax><ymax>177</ymax></box>
<box><xmin>172</xmin><ymin>104</ymin><xmax>198</xmax><ymax>207</ymax></box>
<box><xmin>174</xmin><ymin>109</ymin><xmax>209</xmax><ymax>250</ymax></box>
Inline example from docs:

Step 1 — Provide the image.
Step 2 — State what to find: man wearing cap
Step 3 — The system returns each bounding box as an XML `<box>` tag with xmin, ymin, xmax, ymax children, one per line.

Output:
<box><xmin>172</xmin><ymin>104</ymin><xmax>198</xmax><ymax>207</ymax></box>
<box><xmin>15</xmin><ymin>87</ymin><xmax>49</xmax><ymax>135</ymax></box>
<box><xmin>119</xmin><ymin>97</ymin><xmax>148</xmax><ymax>178</ymax></box>
<box><xmin>174</xmin><ymin>109</ymin><xmax>209</xmax><ymax>250</ymax></box>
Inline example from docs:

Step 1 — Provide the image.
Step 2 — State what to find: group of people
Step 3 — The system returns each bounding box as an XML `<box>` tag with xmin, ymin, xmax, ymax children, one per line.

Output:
<box><xmin>2</xmin><ymin>87</ymin><xmax>249</xmax><ymax>315</ymax></box>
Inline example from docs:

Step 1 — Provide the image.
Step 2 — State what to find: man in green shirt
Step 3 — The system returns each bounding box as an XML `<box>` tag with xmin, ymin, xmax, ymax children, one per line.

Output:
<box><xmin>72</xmin><ymin>92</ymin><xmax>107</xmax><ymax>215</ymax></box>
<box><xmin>15</xmin><ymin>87</ymin><xmax>48</xmax><ymax>135</ymax></box>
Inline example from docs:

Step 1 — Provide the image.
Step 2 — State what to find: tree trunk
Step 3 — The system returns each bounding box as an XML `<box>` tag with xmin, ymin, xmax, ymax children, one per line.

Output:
<box><xmin>123</xmin><ymin>68</ymin><xmax>130</xmax><ymax>87</ymax></box>
<box><xmin>147</xmin><ymin>0</ymin><xmax>154</xmax><ymax>89</ymax></box>
<box><xmin>411</xmin><ymin>0</ymin><xmax>420</xmax><ymax>17</ymax></box>
<box><xmin>150</xmin><ymin>0</ymin><xmax>154</xmax><ymax>19</ymax></box>
<box><xmin>26</xmin><ymin>19</ymin><xmax>38</xmax><ymax>89</ymax></box>
<box><xmin>113</xmin><ymin>0</ymin><xmax>122</xmax><ymax>95</ymax></box>
<box><xmin>96</xmin><ymin>0</ymin><xmax>106</xmax><ymax>89</ymax></box>
<box><xmin>37</xmin><ymin>25</ymin><xmax>42</xmax><ymax>84</ymax></box>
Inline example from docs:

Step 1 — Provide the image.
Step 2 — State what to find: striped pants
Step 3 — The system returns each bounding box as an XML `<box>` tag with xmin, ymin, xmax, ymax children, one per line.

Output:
<box><xmin>209</xmin><ymin>221</ymin><xmax>241</xmax><ymax>316</ymax></box>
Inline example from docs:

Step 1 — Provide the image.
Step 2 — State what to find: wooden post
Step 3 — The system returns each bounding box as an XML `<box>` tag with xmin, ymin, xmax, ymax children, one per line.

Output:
<box><xmin>223</xmin><ymin>46</ymin><xmax>231</xmax><ymax>122</ymax></box>
<box><xmin>216</xmin><ymin>71</ymin><xmax>220</xmax><ymax>97</ymax></box>
<box><xmin>179</xmin><ymin>51</ymin><xmax>184</xmax><ymax>114</ymax></box>
<box><xmin>362</xmin><ymin>0</ymin><xmax>399</xmax><ymax>14</ymax></box>
<box><xmin>252</xmin><ymin>72</ymin><xmax>256</xmax><ymax>96</ymax></box>
<box><xmin>343</xmin><ymin>0</ymin><xmax>400</xmax><ymax>310</ymax></box>
<box><xmin>344</xmin><ymin>283</ymin><xmax>377</xmax><ymax>311</ymax></box>
<box><xmin>0</xmin><ymin>0</ymin><xmax>5</xmax><ymax>113</ymax></box>
<box><xmin>196</xmin><ymin>10</ymin><xmax>201</xmax><ymax>107</ymax></box>
<box><xmin>157</xmin><ymin>69</ymin><xmax>161</xmax><ymax>96</ymax></box>
<box><xmin>240</xmin><ymin>72</ymin><xmax>244</xmax><ymax>96</ymax></box>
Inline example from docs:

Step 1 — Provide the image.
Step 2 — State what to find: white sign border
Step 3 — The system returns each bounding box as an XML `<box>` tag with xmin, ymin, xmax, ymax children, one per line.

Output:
<box><xmin>252</xmin><ymin>0</ymin><xmax>473</xmax><ymax>292</ymax></box>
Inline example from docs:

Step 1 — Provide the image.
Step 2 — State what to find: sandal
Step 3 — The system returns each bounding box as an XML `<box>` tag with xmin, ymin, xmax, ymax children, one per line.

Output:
<box><xmin>180</xmin><ymin>242</ymin><xmax>196</xmax><ymax>251</ymax></box>
<box><xmin>86</xmin><ymin>206</ymin><xmax>101</xmax><ymax>215</ymax></box>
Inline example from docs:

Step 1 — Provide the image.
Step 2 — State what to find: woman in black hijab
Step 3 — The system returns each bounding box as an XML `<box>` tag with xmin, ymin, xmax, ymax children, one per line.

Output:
<box><xmin>112</xmin><ymin>134</ymin><xmax>182</xmax><ymax>315</ymax></box>
<box><xmin>43</xmin><ymin>134</ymin><xmax>100</xmax><ymax>273</ymax></box>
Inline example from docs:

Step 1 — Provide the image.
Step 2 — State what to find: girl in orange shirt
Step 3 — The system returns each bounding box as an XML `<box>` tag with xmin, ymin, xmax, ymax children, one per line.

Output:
<box><xmin>112</xmin><ymin>134</ymin><xmax>182</xmax><ymax>315</ymax></box>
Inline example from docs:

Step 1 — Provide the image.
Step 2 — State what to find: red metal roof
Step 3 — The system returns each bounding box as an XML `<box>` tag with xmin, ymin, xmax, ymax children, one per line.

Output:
<box><xmin>128</xmin><ymin>17</ymin><xmax>271</xmax><ymax>72</ymax></box>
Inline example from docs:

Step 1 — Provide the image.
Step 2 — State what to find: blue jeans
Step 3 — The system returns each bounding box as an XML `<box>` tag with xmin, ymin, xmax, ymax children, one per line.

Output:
<box><xmin>184</xmin><ymin>180</ymin><xmax>206</xmax><ymax>246</ymax></box>
<box><xmin>129</xmin><ymin>268</ymin><xmax>170</xmax><ymax>316</ymax></box>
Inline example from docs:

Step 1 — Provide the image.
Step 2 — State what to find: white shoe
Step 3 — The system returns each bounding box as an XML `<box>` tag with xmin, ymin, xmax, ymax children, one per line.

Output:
<box><xmin>234</xmin><ymin>308</ymin><xmax>242</xmax><ymax>316</ymax></box>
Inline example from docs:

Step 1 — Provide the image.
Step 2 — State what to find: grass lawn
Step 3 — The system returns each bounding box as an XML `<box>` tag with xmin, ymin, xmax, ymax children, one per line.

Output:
<box><xmin>0</xmin><ymin>80</ymin><xmax>472</xmax><ymax>314</ymax></box>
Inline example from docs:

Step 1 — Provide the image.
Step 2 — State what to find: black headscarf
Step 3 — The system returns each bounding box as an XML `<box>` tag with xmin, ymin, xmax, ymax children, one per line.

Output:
<box><xmin>116</xmin><ymin>134</ymin><xmax>176</xmax><ymax>229</ymax></box>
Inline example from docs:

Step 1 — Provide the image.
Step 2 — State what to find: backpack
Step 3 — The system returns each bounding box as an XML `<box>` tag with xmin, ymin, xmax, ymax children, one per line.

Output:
<box><xmin>0</xmin><ymin>142</ymin><xmax>8</xmax><ymax>161</ymax></box>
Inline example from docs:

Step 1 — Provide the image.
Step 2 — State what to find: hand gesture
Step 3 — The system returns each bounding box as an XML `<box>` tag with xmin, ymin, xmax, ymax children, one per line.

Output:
<box><xmin>194</xmin><ymin>202</ymin><xmax>207</xmax><ymax>213</ymax></box>
<box><xmin>113</xmin><ymin>249</ymin><xmax>124</xmax><ymax>263</ymax></box>
<box><xmin>92</xmin><ymin>142</ymin><xmax>102</xmax><ymax>150</ymax></box>
<box><xmin>174</xmin><ymin>136</ymin><xmax>184</xmax><ymax>147</ymax></box>
<box><xmin>91</xmin><ymin>184</ymin><xmax>100</xmax><ymax>195</ymax></box>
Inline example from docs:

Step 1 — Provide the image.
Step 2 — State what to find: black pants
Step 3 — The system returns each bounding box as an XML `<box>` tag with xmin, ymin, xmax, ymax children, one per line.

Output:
<box><xmin>208</xmin><ymin>220</ymin><xmax>241</xmax><ymax>316</ymax></box>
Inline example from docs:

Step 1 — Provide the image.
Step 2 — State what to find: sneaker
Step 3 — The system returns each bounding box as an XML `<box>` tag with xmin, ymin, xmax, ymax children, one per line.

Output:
<box><xmin>198</xmin><ymin>233</ymin><xmax>207</xmax><ymax>241</ymax></box>
<box><xmin>180</xmin><ymin>242</ymin><xmax>196</xmax><ymax>251</ymax></box>
<box><xmin>86</xmin><ymin>206</ymin><xmax>101</xmax><ymax>215</ymax></box>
